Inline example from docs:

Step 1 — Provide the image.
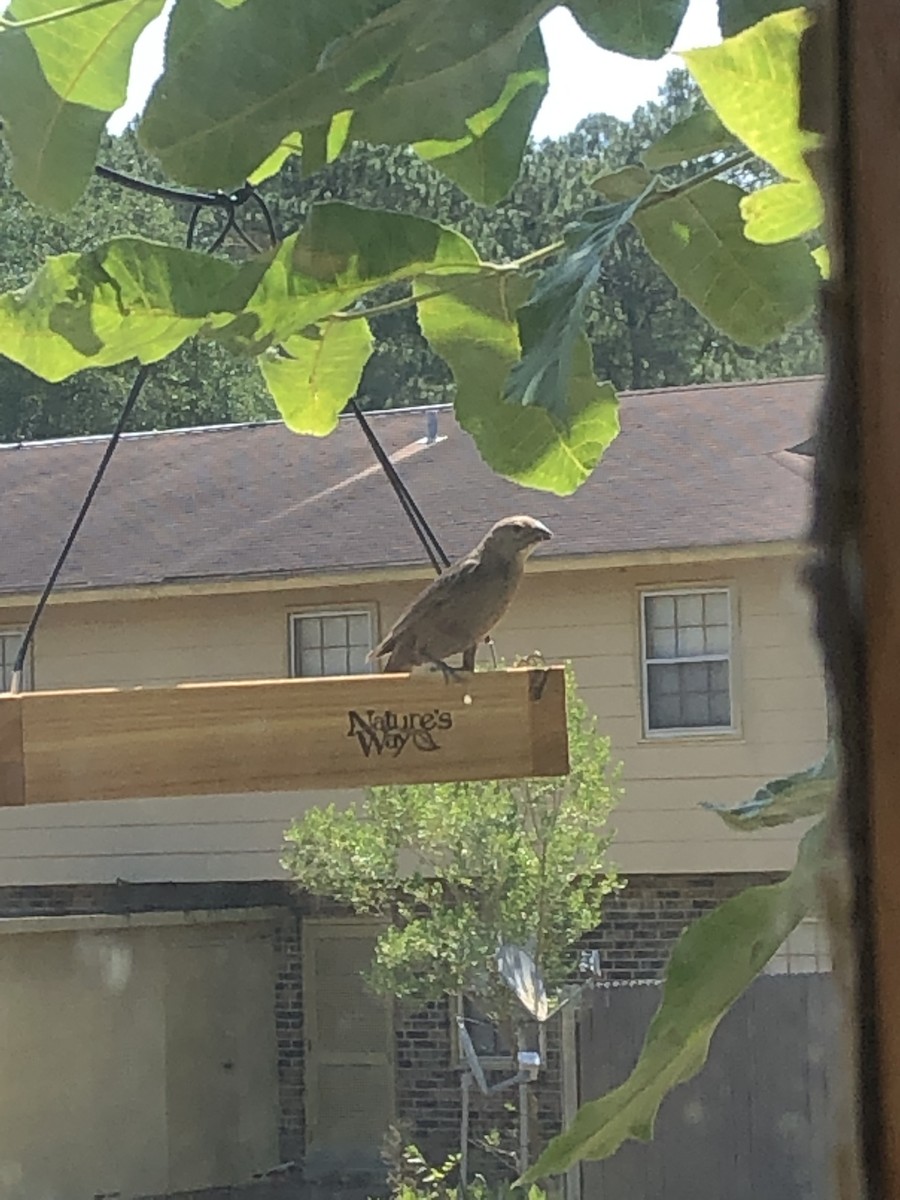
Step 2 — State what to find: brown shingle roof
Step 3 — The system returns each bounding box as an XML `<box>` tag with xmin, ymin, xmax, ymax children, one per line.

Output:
<box><xmin>0</xmin><ymin>376</ymin><xmax>820</xmax><ymax>597</ymax></box>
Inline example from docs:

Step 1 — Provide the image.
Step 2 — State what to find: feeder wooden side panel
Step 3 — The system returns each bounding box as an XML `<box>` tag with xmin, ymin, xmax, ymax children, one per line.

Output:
<box><xmin>3</xmin><ymin>667</ymin><xmax>568</xmax><ymax>806</ymax></box>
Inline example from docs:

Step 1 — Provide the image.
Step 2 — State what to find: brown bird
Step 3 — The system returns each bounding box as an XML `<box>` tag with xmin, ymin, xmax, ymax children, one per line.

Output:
<box><xmin>369</xmin><ymin>515</ymin><xmax>553</xmax><ymax>677</ymax></box>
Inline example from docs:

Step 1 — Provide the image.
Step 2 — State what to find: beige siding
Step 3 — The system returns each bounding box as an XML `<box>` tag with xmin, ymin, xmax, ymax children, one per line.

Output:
<box><xmin>0</xmin><ymin>554</ymin><xmax>827</xmax><ymax>882</ymax></box>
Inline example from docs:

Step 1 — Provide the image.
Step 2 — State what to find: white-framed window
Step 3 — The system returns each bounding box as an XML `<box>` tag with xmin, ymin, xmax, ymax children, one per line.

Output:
<box><xmin>764</xmin><ymin>918</ymin><xmax>832</xmax><ymax>975</ymax></box>
<box><xmin>640</xmin><ymin>588</ymin><xmax>734</xmax><ymax>736</ymax></box>
<box><xmin>0</xmin><ymin>630</ymin><xmax>31</xmax><ymax>692</ymax></box>
<box><xmin>289</xmin><ymin>609</ymin><xmax>375</xmax><ymax>678</ymax></box>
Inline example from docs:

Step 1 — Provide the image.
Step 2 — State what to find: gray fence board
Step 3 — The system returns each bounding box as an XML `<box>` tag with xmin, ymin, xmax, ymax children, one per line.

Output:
<box><xmin>577</xmin><ymin>973</ymin><xmax>839</xmax><ymax>1200</ymax></box>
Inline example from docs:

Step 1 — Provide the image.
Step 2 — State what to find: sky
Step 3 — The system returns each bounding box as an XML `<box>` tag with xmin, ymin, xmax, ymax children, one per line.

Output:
<box><xmin>109</xmin><ymin>0</ymin><xmax>722</xmax><ymax>139</ymax></box>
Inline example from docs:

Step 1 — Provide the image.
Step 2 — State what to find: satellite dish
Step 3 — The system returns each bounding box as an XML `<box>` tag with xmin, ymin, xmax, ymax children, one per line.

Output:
<box><xmin>455</xmin><ymin>1015</ymin><xmax>489</xmax><ymax>1094</ymax></box>
<box><xmin>496</xmin><ymin>944</ymin><xmax>551</xmax><ymax>1023</ymax></box>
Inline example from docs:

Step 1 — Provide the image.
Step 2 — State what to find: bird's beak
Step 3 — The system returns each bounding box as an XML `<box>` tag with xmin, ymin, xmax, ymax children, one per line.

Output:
<box><xmin>532</xmin><ymin>522</ymin><xmax>552</xmax><ymax>544</ymax></box>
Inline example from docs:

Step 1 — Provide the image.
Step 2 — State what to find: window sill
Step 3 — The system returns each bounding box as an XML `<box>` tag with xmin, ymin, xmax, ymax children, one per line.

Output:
<box><xmin>638</xmin><ymin>727</ymin><xmax>744</xmax><ymax>745</ymax></box>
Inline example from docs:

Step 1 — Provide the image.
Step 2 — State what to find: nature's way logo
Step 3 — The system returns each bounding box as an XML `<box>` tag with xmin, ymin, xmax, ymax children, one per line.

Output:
<box><xmin>346</xmin><ymin>708</ymin><xmax>453</xmax><ymax>757</ymax></box>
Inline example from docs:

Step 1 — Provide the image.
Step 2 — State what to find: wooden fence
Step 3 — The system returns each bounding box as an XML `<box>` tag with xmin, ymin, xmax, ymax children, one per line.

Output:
<box><xmin>577</xmin><ymin>972</ymin><xmax>839</xmax><ymax>1200</ymax></box>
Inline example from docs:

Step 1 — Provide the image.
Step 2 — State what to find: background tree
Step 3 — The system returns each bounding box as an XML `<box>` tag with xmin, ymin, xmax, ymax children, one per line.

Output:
<box><xmin>0</xmin><ymin>72</ymin><xmax>822</xmax><ymax>441</ymax></box>
<box><xmin>282</xmin><ymin>667</ymin><xmax>620</xmax><ymax>1031</ymax></box>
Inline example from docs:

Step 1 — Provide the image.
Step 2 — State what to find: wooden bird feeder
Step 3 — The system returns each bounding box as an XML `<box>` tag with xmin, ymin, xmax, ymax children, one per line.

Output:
<box><xmin>0</xmin><ymin>666</ymin><xmax>568</xmax><ymax>807</ymax></box>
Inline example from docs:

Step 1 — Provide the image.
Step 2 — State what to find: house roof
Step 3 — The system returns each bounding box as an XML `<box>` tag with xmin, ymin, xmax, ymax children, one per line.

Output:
<box><xmin>0</xmin><ymin>376</ymin><xmax>820</xmax><ymax>597</ymax></box>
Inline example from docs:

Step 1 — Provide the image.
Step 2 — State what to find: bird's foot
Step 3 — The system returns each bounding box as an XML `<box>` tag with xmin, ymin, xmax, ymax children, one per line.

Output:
<box><xmin>426</xmin><ymin>657</ymin><xmax>466</xmax><ymax>685</ymax></box>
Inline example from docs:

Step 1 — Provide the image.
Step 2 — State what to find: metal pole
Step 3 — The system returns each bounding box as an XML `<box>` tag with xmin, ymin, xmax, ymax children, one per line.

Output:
<box><xmin>517</xmin><ymin>1029</ymin><xmax>529</xmax><ymax>1175</ymax></box>
<box><xmin>460</xmin><ymin>1070</ymin><xmax>471</xmax><ymax>1190</ymax></box>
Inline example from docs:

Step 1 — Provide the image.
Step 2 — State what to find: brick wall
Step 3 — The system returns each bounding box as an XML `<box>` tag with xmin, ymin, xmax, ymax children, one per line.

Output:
<box><xmin>0</xmin><ymin>870</ymin><xmax>782</xmax><ymax>1194</ymax></box>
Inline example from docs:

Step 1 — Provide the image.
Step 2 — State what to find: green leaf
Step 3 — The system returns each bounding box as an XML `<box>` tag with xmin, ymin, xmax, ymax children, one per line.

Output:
<box><xmin>247</xmin><ymin>132</ymin><xmax>303</xmax><ymax>185</ymax></box>
<box><xmin>0</xmin><ymin>24</ymin><xmax>107</xmax><ymax>212</ymax></box>
<box><xmin>234</xmin><ymin>202</ymin><xmax>481</xmax><ymax>349</ymax></box>
<box><xmin>259</xmin><ymin>320</ymin><xmax>373</xmax><ymax>435</ymax></box>
<box><xmin>523</xmin><ymin>819</ymin><xmax>827</xmax><ymax>1181</ymax></box>
<box><xmin>702</xmin><ymin>743</ymin><xmax>835</xmax><ymax>830</ymax></box>
<box><xmin>140</xmin><ymin>0</ymin><xmax>543</xmax><ymax>191</ymax></box>
<box><xmin>417</xmin><ymin>274</ymin><xmax>621</xmax><ymax>495</ymax></box>
<box><xmin>682</xmin><ymin>9</ymin><xmax>818</xmax><ymax>185</ymax></box>
<box><xmin>413</xmin><ymin>29</ymin><xmax>548</xmax><ymax>204</ymax></box>
<box><xmin>623</xmin><ymin>177</ymin><xmax>818</xmax><ymax>345</ymax></box>
<box><xmin>567</xmin><ymin>0</ymin><xmax>690</xmax><ymax>59</ymax></box>
<box><xmin>589</xmin><ymin>165</ymin><xmax>652</xmax><ymax>202</ymax></box>
<box><xmin>139</xmin><ymin>0</ymin><xmax>388</xmax><ymax>188</ymax></box>
<box><xmin>718</xmin><ymin>0</ymin><xmax>801</xmax><ymax>38</ymax></box>
<box><xmin>347</xmin><ymin>2</ymin><xmax>542</xmax><ymax>148</ymax></box>
<box><xmin>641</xmin><ymin>108</ymin><xmax>740</xmax><ymax>169</ymax></box>
<box><xmin>0</xmin><ymin>239</ymin><xmax>248</xmax><ymax>380</ymax></box>
<box><xmin>740</xmin><ymin>178</ymin><xmax>824</xmax><ymax>244</ymax></box>
<box><xmin>21</xmin><ymin>0</ymin><xmax>164</xmax><ymax>111</ymax></box>
<box><xmin>505</xmin><ymin>184</ymin><xmax>655</xmax><ymax>420</ymax></box>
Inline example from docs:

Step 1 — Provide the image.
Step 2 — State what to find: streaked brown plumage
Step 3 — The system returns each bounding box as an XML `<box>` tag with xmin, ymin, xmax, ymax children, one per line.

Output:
<box><xmin>369</xmin><ymin>515</ymin><xmax>552</xmax><ymax>675</ymax></box>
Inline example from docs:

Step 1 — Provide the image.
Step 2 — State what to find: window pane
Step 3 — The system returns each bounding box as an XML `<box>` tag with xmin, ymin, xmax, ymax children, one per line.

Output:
<box><xmin>709</xmin><ymin>660</ymin><xmax>730</xmax><ymax>691</ymax></box>
<box><xmin>710</xmin><ymin>688</ymin><xmax>731</xmax><ymax>725</ymax></box>
<box><xmin>704</xmin><ymin>592</ymin><xmax>729</xmax><ymax>624</ymax></box>
<box><xmin>647</xmin><ymin>661</ymin><xmax>731</xmax><ymax>731</ymax></box>
<box><xmin>348</xmin><ymin>614</ymin><xmax>371</xmax><ymax>646</ymax></box>
<box><xmin>298</xmin><ymin>618</ymin><xmax>322</xmax><ymax>649</ymax></box>
<box><xmin>647</xmin><ymin>626</ymin><xmax>677</xmax><ymax>658</ymax></box>
<box><xmin>654</xmin><ymin>662</ymin><xmax>681</xmax><ymax>695</ymax></box>
<box><xmin>348</xmin><ymin>645</ymin><xmax>370</xmax><ymax>675</ymax></box>
<box><xmin>322</xmin><ymin>616</ymin><xmax>349</xmax><ymax>648</ymax></box>
<box><xmin>646</xmin><ymin>595</ymin><xmax>675</xmax><ymax>630</ymax></box>
<box><xmin>675</xmin><ymin>593</ymin><xmax>703</xmax><ymax>626</ymax></box>
<box><xmin>677</xmin><ymin>625</ymin><xmax>705</xmax><ymax>656</ymax></box>
<box><xmin>681</xmin><ymin>661</ymin><xmax>709</xmax><ymax>693</ymax></box>
<box><xmin>299</xmin><ymin>647</ymin><xmax>324</xmax><ymax>677</ymax></box>
<box><xmin>647</xmin><ymin>686</ymin><xmax>682</xmax><ymax>730</ymax></box>
<box><xmin>682</xmin><ymin>691</ymin><xmax>711</xmax><ymax>727</ymax></box>
<box><xmin>322</xmin><ymin>647</ymin><xmax>348</xmax><ymax>675</ymax></box>
<box><xmin>704</xmin><ymin>623</ymin><xmax>730</xmax><ymax>655</ymax></box>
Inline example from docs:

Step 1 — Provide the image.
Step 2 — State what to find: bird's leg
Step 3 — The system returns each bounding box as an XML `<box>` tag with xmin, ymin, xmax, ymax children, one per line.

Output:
<box><xmin>424</xmin><ymin>655</ymin><xmax>465</xmax><ymax>685</ymax></box>
<box><xmin>461</xmin><ymin>645</ymin><xmax>477</xmax><ymax>673</ymax></box>
<box><xmin>483</xmin><ymin>635</ymin><xmax>498</xmax><ymax>669</ymax></box>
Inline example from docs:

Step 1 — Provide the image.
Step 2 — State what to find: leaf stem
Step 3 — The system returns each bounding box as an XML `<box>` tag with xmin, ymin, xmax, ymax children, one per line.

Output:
<box><xmin>642</xmin><ymin>150</ymin><xmax>756</xmax><ymax>208</ymax></box>
<box><xmin>0</xmin><ymin>0</ymin><xmax>126</xmax><ymax>31</ymax></box>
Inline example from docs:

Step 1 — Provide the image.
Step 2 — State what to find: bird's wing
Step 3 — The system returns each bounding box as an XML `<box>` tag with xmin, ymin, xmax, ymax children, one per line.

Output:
<box><xmin>369</xmin><ymin>555</ymin><xmax>481</xmax><ymax>659</ymax></box>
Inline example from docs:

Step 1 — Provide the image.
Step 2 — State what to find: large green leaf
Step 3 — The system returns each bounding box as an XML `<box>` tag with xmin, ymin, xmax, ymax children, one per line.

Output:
<box><xmin>230</xmin><ymin>202</ymin><xmax>481</xmax><ymax>351</ymax></box>
<box><xmin>702</xmin><ymin>743</ymin><xmax>836</xmax><ymax>830</ymax></box>
<box><xmin>0</xmin><ymin>23</ymin><xmax>107</xmax><ymax>212</ymax></box>
<box><xmin>683</xmin><ymin>9</ymin><xmax>818</xmax><ymax>188</ymax></box>
<box><xmin>259</xmin><ymin>320</ymin><xmax>373</xmax><ymax>435</ymax></box>
<box><xmin>413</xmin><ymin>28</ymin><xmax>548</xmax><ymax>205</ymax></box>
<box><xmin>417</xmin><ymin>273</ymin><xmax>621</xmax><ymax>495</ymax></box>
<box><xmin>523</xmin><ymin>818</ymin><xmax>827</xmax><ymax>1181</ymax></box>
<box><xmin>0</xmin><ymin>239</ymin><xmax>249</xmax><ymax>380</ymax></box>
<box><xmin>347</xmin><ymin>0</ymin><xmax>540</xmax><ymax>148</ymax></box>
<box><xmin>684</xmin><ymin>9</ymin><xmax>823</xmax><ymax>248</ymax></box>
<box><xmin>139</xmin><ymin>0</ymin><xmax>544</xmax><ymax>191</ymax></box>
<box><xmin>22</xmin><ymin>0</ymin><xmax>164</xmax><ymax>111</ymax></box>
<box><xmin>718</xmin><ymin>0</ymin><xmax>802</xmax><ymax>38</ymax></box>
<box><xmin>635</xmin><ymin>179</ymin><xmax>819</xmax><ymax>342</ymax></box>
<box><xmin>139</xmin><ymin>0</ymin><xmax>389</xmax><ymax>188</ymax></box>
<box><xmin>594</xmin><ymin>168</ymin><xmax>817</xmax><ymax>345</ymax></box>
<box><xmin>567</xmin><ymin>0</ymin><xmax>689</xmax><ymax>59</ymax></box>
<box><xmin>641</xmin><ymin>108</ymin><xmax>740</xmax><ymax>169</ymax></box>
<box><xmin>505</xmin><ymin>186</ymin><xmax>655</xmax><ymax>421</ymax></box>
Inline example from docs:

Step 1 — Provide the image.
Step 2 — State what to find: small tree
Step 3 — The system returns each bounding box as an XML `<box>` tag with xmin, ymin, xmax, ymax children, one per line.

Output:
<box><xmin>282</xmin><ymin>664</ymin><xmax>620</xmax><ymax>1031</ymax></box>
